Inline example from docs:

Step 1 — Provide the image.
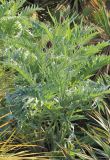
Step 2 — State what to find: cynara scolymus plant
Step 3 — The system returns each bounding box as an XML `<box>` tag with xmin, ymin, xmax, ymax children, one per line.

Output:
<box><xmin>0</xmin><ymin>0</ymin><xmax>41</xmax><ymax>55</ymax></box>
<box><xmin>1</xmin><ymin>0</ymin><xmax>110</xmax><ymax>153</ymax></box>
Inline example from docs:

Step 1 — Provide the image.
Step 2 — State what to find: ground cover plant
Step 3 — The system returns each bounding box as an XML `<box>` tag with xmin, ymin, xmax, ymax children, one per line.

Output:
<box><xmin>0</xmin><ymin>0</ymin><xmax>110</xmax><ymax>159</ymax></box>
<box><xmin>0</xmin><ymin>112</ymin><xmax>50</xmax><ymax>160</ymax></box>
<box><xmin>76</xmin><ymin>105</ymin><xmax>110</xmax><ymax>160</ymax></box>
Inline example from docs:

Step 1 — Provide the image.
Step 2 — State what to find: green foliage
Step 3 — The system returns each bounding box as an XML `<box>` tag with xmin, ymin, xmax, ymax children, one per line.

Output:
<box><xmin>0</xmin><ymin>0</ymin><xmax>110</xmax><ymax>156</ymax></box>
